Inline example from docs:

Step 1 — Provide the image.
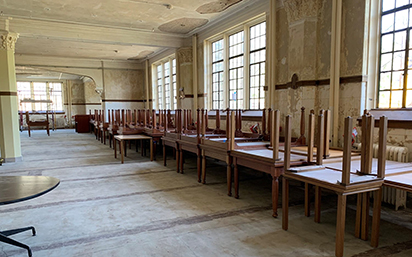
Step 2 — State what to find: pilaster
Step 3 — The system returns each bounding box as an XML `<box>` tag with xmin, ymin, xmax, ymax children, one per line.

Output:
<box><xmin>0</xmin><ymin>18</ymin><xmax>22</xmax><ymax>162</ymax></box>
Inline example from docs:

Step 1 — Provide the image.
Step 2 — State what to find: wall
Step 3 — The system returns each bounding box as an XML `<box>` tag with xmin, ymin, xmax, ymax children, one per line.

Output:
<box><xmin>102</xmin><ymin>68</ymin><xmax>146</xmax><ymax>113</ymax></box>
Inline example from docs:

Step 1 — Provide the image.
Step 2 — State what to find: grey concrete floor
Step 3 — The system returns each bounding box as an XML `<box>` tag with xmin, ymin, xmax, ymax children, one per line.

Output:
<box><xmin>1</xmin><ymin>129</ymin><xmax>412</xmax><ymax>257</ymax></box>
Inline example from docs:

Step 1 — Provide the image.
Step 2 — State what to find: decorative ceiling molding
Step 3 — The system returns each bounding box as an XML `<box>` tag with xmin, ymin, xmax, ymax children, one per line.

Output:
<box><xmin>196</xmin><ymin>0</ymin><xmax>243</xmax><ymax>14</ymax></box>
<box><xmin>283</xmin><ymin>0</ymin><xmax>323</xmax><ymax>24</ymax></box>
<box><xmin>158</xmin><ymin>18</ymin><xmax>208</xmax><ymax>34</ymax></box>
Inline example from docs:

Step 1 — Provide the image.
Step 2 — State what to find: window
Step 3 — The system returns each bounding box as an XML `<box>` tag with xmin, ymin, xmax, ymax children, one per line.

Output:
<box><xmin>379</xmin><ymin>0</ymin><xmax>412</xmax><ymax>108</ymax></box>
<box><xmin>207</xmin><ymin>19</ymin><xmax>266</xmax><ymax>110</ymax></box>
<box><xmin>249</xmin><ymin>22</ymin><xmax>266</xmax><ymax>110</ymax></box>
<box><xmin>212</xmin><ymin>39</ymin><xmax>224</xmax><ymax>109</ymax></box>
<box><xmin>172</xmin><ymin>59</ymin><xmax>177</xmax><ymax>109</ymax></box>
<box><xmin>229</xmin><ymin>31</ymin><xmax>244</xmax><ymax>109</ymax></box>
<box><xmin>153</xmin><ymin>57</ymin><xmax>177</xmax><ymax>110</ymax></box>
<box><xmin>17</xmin><ymin>81</ymin><xmax>64</xmax><ymax>112</ymax></box>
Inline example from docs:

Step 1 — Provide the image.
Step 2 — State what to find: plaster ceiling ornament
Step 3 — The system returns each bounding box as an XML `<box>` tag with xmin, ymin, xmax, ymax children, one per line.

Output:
<box><xmin>283</xmin><ymin>0</ymin><xmax>323</xmax><ymax>23</ymax></box>
<box><xmin>177</xmin><ymin>47</ymin><xmax>193</xmax><ymax>64</ymax></box>
<box><xmin>196</xmin><ymin>0</ymin><xmax>243</xmax><ymax>14</ymax></box>
<box><xmin>0</xmin><ymin>32</ymin><xmax>19</xmax><ymax>52</ymax></box>
<box><xmin>158</xmin><ymin>18</ymin><xmax>208</xmax><ymax>34</ymax></box>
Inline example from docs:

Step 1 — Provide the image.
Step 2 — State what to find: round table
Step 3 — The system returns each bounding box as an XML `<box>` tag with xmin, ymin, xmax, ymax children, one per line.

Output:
<box><xmin>0</xmin><ymin>176</ymin><xmax>60</xmax><ymax>257</ymax></box>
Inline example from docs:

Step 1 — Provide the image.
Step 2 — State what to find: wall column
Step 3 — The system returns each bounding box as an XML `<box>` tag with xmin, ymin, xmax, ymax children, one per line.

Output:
<box><xmin>329</xmin><ymin>0</ymin><xmax>343</xmax><ymax>147</ymax></box>
<box><xmin>0</xmin><ymin>18</ymin><xmax>22</xmax><ymax>162</ymax></box>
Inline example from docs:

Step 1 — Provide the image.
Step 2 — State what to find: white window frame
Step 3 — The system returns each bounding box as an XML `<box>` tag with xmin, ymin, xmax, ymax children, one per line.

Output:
<box><xmin>152</xmin><ymin>55</ymin><xmax>177</xmax><ymax>110</ymax></box>
<box><xmin>205</xmin><ymin>15</ymin><xmax>266</xmax><ymax>110</ymax></box>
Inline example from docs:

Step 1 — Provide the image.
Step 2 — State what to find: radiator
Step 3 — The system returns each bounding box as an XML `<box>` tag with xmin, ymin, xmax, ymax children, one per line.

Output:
<box><xmin>357</xmin><ymin>143</ymin><xmax>409</xmax><ymax>210</ymax></box>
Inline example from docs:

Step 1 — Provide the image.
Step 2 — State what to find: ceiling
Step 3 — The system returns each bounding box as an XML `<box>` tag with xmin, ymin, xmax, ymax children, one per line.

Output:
<box><xmin>1</xmin><ymin>0</ymin><xmax>254</xmax><ymax>61</ymax></box>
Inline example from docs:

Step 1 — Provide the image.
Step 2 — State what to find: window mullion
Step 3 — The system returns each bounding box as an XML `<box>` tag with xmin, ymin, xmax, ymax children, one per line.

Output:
<box><xmin>224</xmin><ymin>34</ymin><xmax>229</xmax><ymax>109</ymax></box>
<box><xmin>244</xmin><ymin>24</ymin><xmax>250</xmax><ymax>110</ymax></box>
<box><xmin>403</xmin><ymin>29</ymin><xmax>410</xmax><ymax>108</ymax></box>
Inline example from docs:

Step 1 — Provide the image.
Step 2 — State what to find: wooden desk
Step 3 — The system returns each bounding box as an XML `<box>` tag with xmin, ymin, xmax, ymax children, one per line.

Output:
<box><xmin>0</xmin><ymin>176</ymin><xmax>60</xmax><ymax>257</ymax></box>
<box><xmin>231</xmin><ymin>147</ymin><xmax>306</xmax><ymax>217</ymax></box>
<box><xmin>114</xmin><ymin>135</ymin><xmax>153</xmax><ymax>163</ymax></box>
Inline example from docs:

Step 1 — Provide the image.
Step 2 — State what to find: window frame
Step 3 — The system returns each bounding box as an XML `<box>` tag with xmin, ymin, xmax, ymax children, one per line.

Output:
<box><xmin>378</xmin><ymin>1</ymin><xmax>412</xmax><ymax>109</ymax></box>
<box><xmin>205</xmin><ymin>16</ymin><xmax>266</xmax><ymax>110</ymax></box>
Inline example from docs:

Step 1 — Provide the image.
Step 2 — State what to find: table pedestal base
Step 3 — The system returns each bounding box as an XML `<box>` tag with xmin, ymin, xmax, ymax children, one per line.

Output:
<box><xmin>0</xmin><ymin>226</ymin><xmax>36</xmax><ymax>257</ymax></box>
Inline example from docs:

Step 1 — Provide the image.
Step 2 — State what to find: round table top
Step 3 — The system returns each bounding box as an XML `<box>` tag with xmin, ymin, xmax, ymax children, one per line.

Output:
<box><xmin>0</xmin><ymin>176</ymin><xmax>60</xmax><ymax>205</ymax></box>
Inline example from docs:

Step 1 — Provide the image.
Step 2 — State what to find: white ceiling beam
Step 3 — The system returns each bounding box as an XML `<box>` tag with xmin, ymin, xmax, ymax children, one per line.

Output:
<box><xmin>9</xmin><ymin>18</ymin><xmax>185</xmax><ymax>48</ymax></box>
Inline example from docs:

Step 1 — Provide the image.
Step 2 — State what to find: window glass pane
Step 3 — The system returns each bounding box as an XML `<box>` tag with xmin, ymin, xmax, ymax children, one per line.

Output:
<box><xmin>381</xmin><ymin>53</ymin><xmax>393</xmax><ymax>71</ymax></box>
<box><xmin>395</xmin><ymin>9</ymin><xmax>409</xmax><ymax>30</ymax></box>
<box><xmin>406</xmin><ymin>89</ymin><xmax>412</xmax><ymax>106</ymax></box>
<box><xmin>392</xmin><ymin>71</ymin><xmax>404</xmax><ymax>89</ymax></box>
<box><xmin>391</xmin><ymin>90</ymin><xmax>404</xmax><ymax>107</ymax></box>
<box><xmin>383</xmin><ymin>0</ymin><xmax>395</xmax><ymax>12</ymax></box>
<box><xmin>379</xmin><ymin>91</ymin><xmax>391</xmax><ymax>108</ymax></box>
<box><xmin>380</xmin><ymin>72</ymin><xmax>392</xmax><ymax>90</ymax></box>
<box><xmin>393</xmin><ymin>51</ymin><xmax>405</xmax><ymax>70</ymax></box>
<box><xmin>17</xmin><ymin>82</ymin><xmax>32</xmax><ymax>112</ymax></box>
<box><xmin>382</xmin><ymin>14</ymin><xmax>395</xmax><ymax>33</ymax></box>
<box><xmin>394</xmin><ymin>31</ymin><xmax>406</xmax><ymax>51</ymax></box>
<box><xmin>33</xmin><ymin>82</ymin><xmax>47</xmax><ymax>111</ymax></box>
<box><xmin>396</xmin><ymin>0</ymin><xmax>409</xmax><ymax>8</ymax></box>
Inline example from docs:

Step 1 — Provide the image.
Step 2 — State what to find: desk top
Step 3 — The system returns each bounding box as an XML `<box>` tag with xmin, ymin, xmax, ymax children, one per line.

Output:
<box><xmin>114</xmin><ymin>134</ymin><xmax>152</xmax><ymax>140</ymax></box>
<box><xmin>0</xmin><ymin>176</ymin><xmax>60</xmax><ymax>205</ymax></box>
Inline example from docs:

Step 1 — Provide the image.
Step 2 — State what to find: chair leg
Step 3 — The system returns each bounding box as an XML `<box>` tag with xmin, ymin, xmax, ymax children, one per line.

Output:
<box><xmin>28</xmin><ymin>125</ymin><xmax>31</xmax><ymax>137</ymax></box>
<box><xmin>0</xmin><ymin>226</ymin><xmax>35</xmax><ymax>257</ymax></box>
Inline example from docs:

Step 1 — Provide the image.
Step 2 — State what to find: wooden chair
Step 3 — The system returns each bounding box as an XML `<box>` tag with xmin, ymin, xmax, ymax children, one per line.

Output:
<box><xmin>282</xmin><ymin>112</ymin><xmax>388</xmax><ymax>257</ymax></box>
<box><xmin>25</xmin><ymin>111</ymin><xmax>50</xmax><ymax>137</ymax></box>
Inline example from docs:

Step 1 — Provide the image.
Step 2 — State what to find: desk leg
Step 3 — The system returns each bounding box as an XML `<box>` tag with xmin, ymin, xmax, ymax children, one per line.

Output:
<box><xmin>361</xmin><ymin>192</ymin><xmax>370</xmax><ymax>241</ymax></box>
<box><xmin>201</xmin><ymin>151</ymin><xmax>206</xmax><ymax>184</ymax></box>
<box><xmin>282</xmin><ymin>177</ymin><xmax>289</xmax><ymax>231</ymax></box>
<box><xmin>315</xmin><ymin>186</ymin><xmax>321</xmax><ymax>223</ymax></box>
<box><xmin>120</xmin><ymin>140</ymin><xmax>124</xmax><ymax>164</ymax></box>
<box><xmin>336</xmin><ymin>194</ymin><xmax>347</xmax><ymax>257</ymax></box>
<box><xmin>234</xmin><ymin>159</ymin><xmax>239</xmax><ymax>199</ymax></box>
<box><xmin>272</xmin><ymin>175</ymin><xmax>279</xmax><ymax>218</ymax></box>
<box><xmin>305</xmin><ymin>183</ymin><xmax>311</xmax><ymax>217</ymax></box>
<box><xmin>124</xmin><ymin>141</ymin><xmax>127</xmax><ymax>157</ymax></box>
<box><xmin>227</xmin><ymin>157</ymin><xmax>233</xmax><ymax>196</ymax></box>
<box><xmin>355</xmin><ymin>194</ymin><xmax>362</xmax><ymax>238</ymax></box>
<box><xmin>176</xmin><ymin>147</ymin><xmax>180</xmax><ymax>173</ymax></box>
<box><xmin>150</xmin><ymin>138</ymin><xmax>153</xmax><ymax>161</ymax></box>
<box><xmin>179</xmin><ymin>148</ymin><xmax>184</xmax><ymax>174</ymax></box>
<box><xmin>163</xmin><ymin>143</ymin><xmax>167</xmax><ymax>166</ymax></box>
<box><xmin>197</xmin><ymin>149</ymin><xmax>202</xmax><ymax>183</ymax></box>
<box><xmin>371</xmin><ymin>188</ymin><xmax>382</xmax><ymax>248</ymax></box>
<box><xmin>114</xmin><ymin>138</ymin><xmax>117</xmax><ymax>159</ymax></box>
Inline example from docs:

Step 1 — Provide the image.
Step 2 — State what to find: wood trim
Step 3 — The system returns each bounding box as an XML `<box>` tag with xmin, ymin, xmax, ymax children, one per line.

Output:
<box><xmin>102</xmin><ymin>99</ymin><xmax>152</xmax><ymax>102</ymax></box>
<box><xmin>184</xmin><ymin>94</ymin><xmax>194</xmax><ymax>98</ymax></box>
<box><xmin>357</xmin><ymin>109</ymin><xmax>412</xmax><ymax>129</ymax></box>
<box><xmin>275</xmin><ymin>75</ymin><xmax>366</xmax><ymax>90</ymax></box>
<box><xmin>64</xmin><ymin>103</ymin><xmax>101</xmax><ymax>105</ymax></box>
<box><xmin>198</xmin><ymin>93</ymin><xmax>207</xmax><ymax>97</ymax></box>
<box><xmin>0</xmin><ymin>91</ymin><xmax>17</xmax><ymax>96</ymax></box>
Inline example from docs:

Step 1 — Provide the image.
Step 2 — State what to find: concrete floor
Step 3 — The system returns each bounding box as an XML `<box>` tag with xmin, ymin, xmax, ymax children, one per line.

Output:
<box><xmin>1</xmin><ymin>129</ymin><xmax>412</xmax><ymax>257</ymax></box>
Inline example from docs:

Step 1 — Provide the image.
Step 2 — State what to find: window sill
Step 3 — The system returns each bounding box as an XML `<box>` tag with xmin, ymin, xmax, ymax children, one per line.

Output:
<box><xmin>357</xmin><ymin>108</ymin><xmax>412</xmax><ymax>129</ymax></box>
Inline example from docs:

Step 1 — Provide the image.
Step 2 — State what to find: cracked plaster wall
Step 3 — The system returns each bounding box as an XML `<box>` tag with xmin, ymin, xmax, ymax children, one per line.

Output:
<box><xmin>274</xmin><ymin>0</ymin><xmax>367</xmax><ymax>143</ymax></box>
<box><xmin>103</xmin><ymin>69</ymin><xmax>145</xmax><ymax>110</ymax></box>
